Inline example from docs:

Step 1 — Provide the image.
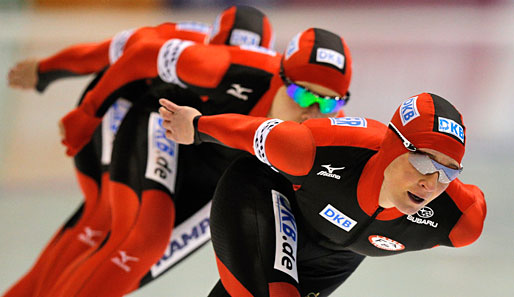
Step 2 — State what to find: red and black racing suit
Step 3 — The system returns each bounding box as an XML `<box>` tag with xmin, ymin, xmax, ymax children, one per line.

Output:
<box><xmin>51</xmin><ymin>39</ymin><xmax>290</xmax><ymax>296</ymax></box>
<box><xmin>190</xmin><ymin>114</ymin><xmax>487</xmax><ymax>297</ymax></box>
<box><xmin>1</xmin><ymin>22</ymin><xmax>209</xmax><ymax>297</ymax></box>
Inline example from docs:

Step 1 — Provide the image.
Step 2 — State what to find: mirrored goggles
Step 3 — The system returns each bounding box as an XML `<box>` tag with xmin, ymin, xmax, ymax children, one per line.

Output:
<box><xmin>279</xmin><ymin>64</ymin><xmax>349</xmax><ymax>114</ymax></box>
<box><xmin>408</xmin><ymin>152</ymin><xmax>462</xmax><ymax>183</ymax></box>
<box><xmin>389</xmin><ymin>122</ymin><xmax>463</xmax><ymax>183</ymax></box>
<box><xmin>285</xmin><ymin>83</ymin><xmax>350</xmax><ymax>114</ymax></box>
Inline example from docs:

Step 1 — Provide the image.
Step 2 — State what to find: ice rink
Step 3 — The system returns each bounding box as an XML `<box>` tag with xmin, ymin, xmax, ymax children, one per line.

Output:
<box><xmin>1</xmin><ymin>3</ymin><xmax>513</xmax><ymax>296</ymax></box>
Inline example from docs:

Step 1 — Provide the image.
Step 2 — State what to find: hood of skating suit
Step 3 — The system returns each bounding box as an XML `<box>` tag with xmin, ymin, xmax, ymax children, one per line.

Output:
<box><xmin>357</xmin><ymin>92</ymin><xmax>467</xmax><ymax>219</ymax></box>
<box><xmin>209</xmin><ymin>5</ymin><xmax>274</xmax><ymax>49</ymax></box>
<box><xmin>282</xmin><ymin>27</ymin><xmax>352</xmax><ymax>97</ymax></box>
<box><xmin>249</xmin><ymin>27</ymin><xmax>353</xmax><ymax>117</ymax></box>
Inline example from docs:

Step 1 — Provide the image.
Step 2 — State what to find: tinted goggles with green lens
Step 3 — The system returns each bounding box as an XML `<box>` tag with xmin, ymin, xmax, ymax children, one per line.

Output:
<box><xmin>279</xmin><ymin>65</ymin><xmax>350</xmax><ymax>114</ymax></box>
<box><xmin>389</xmin><ymin>122</ymin><xmax>463</xmax><ymax>183</ymax></box>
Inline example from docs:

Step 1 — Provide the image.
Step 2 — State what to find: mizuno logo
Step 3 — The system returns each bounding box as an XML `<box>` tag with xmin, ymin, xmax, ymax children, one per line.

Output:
<box><xmin>317</xmin><ymin>164</ymin><xmax>345</xmax><ymax>179</ymax></box>
<box><xmin>77</xmin><ymin>226</ymin><xmax>103</xmax><ymax>247</ymax></box>
<box><xmin>227</xmin><ymin>84</ymin><xmax>252</xmax><ymax>100</ymax></box>
<box><xmin>321</xmin><ymin>164</ymin><xmax>345</xmax><ymax>173</ymax></box>
<box><xmin>111</xmin><ymin>250</ymin><xmax>139</xmax><ymax>272</ymax></box>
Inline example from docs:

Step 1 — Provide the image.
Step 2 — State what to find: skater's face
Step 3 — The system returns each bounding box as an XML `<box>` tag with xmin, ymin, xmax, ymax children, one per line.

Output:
<box><xmin>380</xmin><ymin>148</ymin><xmax>460</xmax><ymax>215</ymax></box>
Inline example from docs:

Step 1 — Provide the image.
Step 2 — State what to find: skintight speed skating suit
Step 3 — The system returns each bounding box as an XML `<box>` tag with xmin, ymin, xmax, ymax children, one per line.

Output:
<box><xmin>2</xmin><ymin>22</ymin><xmax>210</xmax><ymax>297</ymax></box>
<box><xmin>56</xmin><ymin>43</ymin><xmax>282</xmax><ymax>297</ymax></box>
<box><xmin>190</xmin><ymin>96</ymin><xmax>486</xmax><ymax>296</ymax></box>
<box><xmin>43</xmin><ymin>26</ymin><xmax>353</xmax><ymax>297</ymax></box>
<box><xmin>45</xmin><ymin>33</ymin><xmax>283</xmax><ymax>297</ymax></box>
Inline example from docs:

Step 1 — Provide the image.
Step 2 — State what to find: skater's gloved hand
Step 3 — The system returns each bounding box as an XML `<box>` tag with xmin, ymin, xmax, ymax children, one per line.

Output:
<box><xmin>59</xmin><ymin>108</ymin><xmax>102</xmax><ymax>156</ymax></box>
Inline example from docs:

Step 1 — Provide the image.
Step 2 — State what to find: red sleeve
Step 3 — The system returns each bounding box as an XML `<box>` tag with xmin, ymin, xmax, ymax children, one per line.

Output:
<box><xmin>78</xmin><ymin>40</ymin><xmax>161</xmax><ymax>117</ymax></box>
<box><xmin>39</xmin><ymin>39</ymin><xmax>111</xmax><ymax>75</ymax></box>
<box><xmin>196</xmin><ymin>114</ymin><xmax>316</xmax><ymax>176</ymax></box>
<box><xmin>176</xmin><ymin>44</ymin><xmax>279</xmax><ymax>90</ymax></box>
<box><xmin>36</xmin><ymin>39</ymin><xmax>111</xmax><ymax>92</ymax></box>
<box><xmin>123</xmin><ymin>26</ymin><xmax>159</xmax><ymax>52</ymax></box>
<box><xmin>59</xmin><ymin>40</ymin><xmax>162</xmax><ymax>156</ymax></box>
<box><xmin>447</xmin><ymin>179</ymin><xmax>487</xmax><ymax>247</ymax></box>
<box><xmin>161</xmin><ymin>22</ymin><xmax>209</xmax><ymax>43</ymax></box>
<box><xmin>302</xmin><ymin>117</ymin><xmax>386</xmax><ymax>150</ymax></box>
<box><xmin>227</xmin><ymin>45</ymin><xmax>279</xmax><ymax>73</ymax></box>
<box><xmin>176</xmin><ymin>44</ymin><xmax>231</xmax><ymax>88</ymax></box>
<box><xmin>124</xmin><ymin>23</ymin><xmax>208</xmax><ymax>54</ymax></box>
